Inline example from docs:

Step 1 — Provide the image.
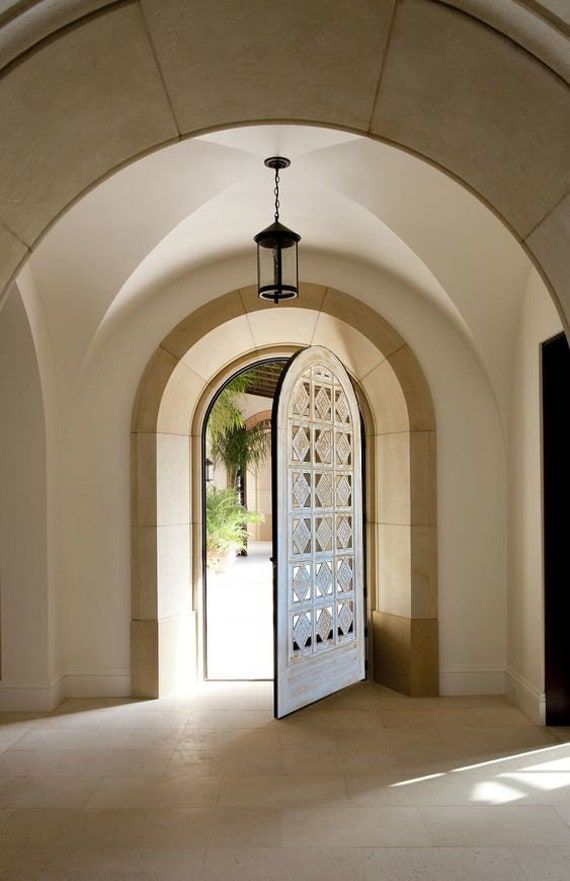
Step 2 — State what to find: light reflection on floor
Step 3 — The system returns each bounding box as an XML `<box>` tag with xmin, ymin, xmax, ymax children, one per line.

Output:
<box><xmin>0</xmin><ymin>680</ymin><xmax>569</xmax><ymax>879</ymax></box>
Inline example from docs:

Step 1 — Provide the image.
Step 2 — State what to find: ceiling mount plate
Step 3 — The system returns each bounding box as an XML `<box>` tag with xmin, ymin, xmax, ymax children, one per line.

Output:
<box><xmin>264</xmin><ymin>156</ymin><xmax>291</xmax><ymax>170</ymax></box>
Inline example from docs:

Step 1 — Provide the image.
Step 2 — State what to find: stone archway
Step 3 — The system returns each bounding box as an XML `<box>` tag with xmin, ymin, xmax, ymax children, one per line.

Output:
<box><xmin>0</xmin><ymin>1</ymin><xmax>567</xmax><ymax>330</ymax></box>
<box><xmin>131</xmin><ymin>284</ymin><xmax>437</xmax><ymax>698</ymax></box>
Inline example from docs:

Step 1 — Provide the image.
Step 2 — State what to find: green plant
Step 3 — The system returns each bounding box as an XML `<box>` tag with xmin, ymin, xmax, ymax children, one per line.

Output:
<box><xmin>210</xmin><ymin>421</ymin><xmax>270</xmax><ymax>487</ymax></box>
<box><xmin>206</xmin><ymin>486</ymin><xmax>263</xmax><ymax>570</ymax></box>
<box><xmin>207</xmin><ymin>373</ymin><xmax>249</xmax><ymax>445</ymax></box>
<box><xmin>208</xmin><ymin>368</ymin><xmax>264</xmax><ymax>446</ymax></box>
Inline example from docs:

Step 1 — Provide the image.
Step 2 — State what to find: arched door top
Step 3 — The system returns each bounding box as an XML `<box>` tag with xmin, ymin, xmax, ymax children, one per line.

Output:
<box><xmin>131</xmin><ymin>286</ymin><xmax>438</xmax><ymax>699</ymax></box>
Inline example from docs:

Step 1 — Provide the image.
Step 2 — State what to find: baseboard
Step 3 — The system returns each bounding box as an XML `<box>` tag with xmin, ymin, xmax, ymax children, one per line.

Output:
<box><xmin>63</xmin><ymin>670</ymin><xmax>131</xmax><ymax>698</ymax></box>
<box><xmin>0</xmin><ymin>670</ymin><xmax>131</xmax><ymax>710</ymax></box>
<box><xmin>439</xmin><ymin>665</ymin><xmax>505</xmax><ymax>695</ymax></box>
<box><xmin>505</xmin><ymin>667</ymin><xmax>545</xmax><ymax>725</ymax></box>
<box><xmin>0</xmin><ymin>674</ymin><xmax>64</xmax><ymax>711</ymax></box>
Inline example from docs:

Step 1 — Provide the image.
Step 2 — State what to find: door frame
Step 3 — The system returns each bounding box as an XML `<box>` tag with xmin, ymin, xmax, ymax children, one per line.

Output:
<box><xmin>542</xmin><ymin>331</ymin><xmax>570</xmax><ymax>725</ymax></box>
<box><xmin>200</xmin><ymin>355</ymin><xmax>290</xmax><ymax>681</ymax></box>
<box><xmin>130</xmin><ymin>284</ymin><xmax>438</xmax><ymax>698</ymax></box>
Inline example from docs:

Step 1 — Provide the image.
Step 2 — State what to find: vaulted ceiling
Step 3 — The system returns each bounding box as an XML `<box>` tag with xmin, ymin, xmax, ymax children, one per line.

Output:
<box><xmin>23</xmin><ymin>124</ymin><xmax>534</xmax><ymax>420</ymax></box>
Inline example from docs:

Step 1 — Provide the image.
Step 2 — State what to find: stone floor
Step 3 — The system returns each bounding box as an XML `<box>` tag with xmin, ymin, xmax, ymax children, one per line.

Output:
<box><xmin>0</xmin><ymin>681</ymin><xmax>569</xmax><ymax>879</ymax></box>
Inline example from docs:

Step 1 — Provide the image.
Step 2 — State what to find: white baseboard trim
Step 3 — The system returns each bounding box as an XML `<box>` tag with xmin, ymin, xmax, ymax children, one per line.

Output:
<box><xmin>63</xmin><ymin>670</ymin><xmax>131</xmax><ymax>698</ymax></box>
<box><xmin>0</xmin><ymin>674</ymin><xmax>64</xmax><ymax>711</ymax></box>
<box><xmin>505</xmin><ymin>667</ymin><xmax>545</xmax><ymax>725</ymax></box>
<box><xmin>439</xmin><ymin>665</ymin><xmax>506</xmax><ymax>696</ymax></box>
<box><xmin>0</xmin><ymin>670</ymin><xmax>131</xmax><ymax>710</ymax></box>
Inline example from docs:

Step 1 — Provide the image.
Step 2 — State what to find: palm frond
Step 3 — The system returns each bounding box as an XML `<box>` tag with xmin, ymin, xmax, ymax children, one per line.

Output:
<box><xmin>210</xmin><ymin>422</ymin><xmax>270</xmax><ymax>484</ymax></box>
<box><xmin>207</xmin><ymin>368</ymin><xmax>265</xmax><ymax>444</ymax></box>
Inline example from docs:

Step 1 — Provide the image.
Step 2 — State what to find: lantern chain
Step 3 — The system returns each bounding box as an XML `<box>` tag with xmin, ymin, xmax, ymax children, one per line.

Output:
<box><xmin>274</xmin><ymin>168</ymin><xmax>280</xmax><ymax>222</ymax></box>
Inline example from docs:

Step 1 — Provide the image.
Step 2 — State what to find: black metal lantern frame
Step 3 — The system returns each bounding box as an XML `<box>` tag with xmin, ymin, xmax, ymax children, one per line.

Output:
<box><xmin>254</xmin><ymin>157</ymin><xmax>301</xmax><ymax>303</ymax></box>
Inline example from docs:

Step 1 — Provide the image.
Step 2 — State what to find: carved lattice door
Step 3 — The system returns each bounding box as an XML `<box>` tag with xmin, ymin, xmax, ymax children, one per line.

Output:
<box><xmin>273</xmin><ymin>346</ymin><xmax>365</xmax><ymax>718</ymax></box>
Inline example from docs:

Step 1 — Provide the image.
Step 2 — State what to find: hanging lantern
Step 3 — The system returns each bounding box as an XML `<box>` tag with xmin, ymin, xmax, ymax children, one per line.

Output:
<box><xmin>254</xmin><ymin>157</ymin><xmax>301</xmax><ymax>303</ymax></box>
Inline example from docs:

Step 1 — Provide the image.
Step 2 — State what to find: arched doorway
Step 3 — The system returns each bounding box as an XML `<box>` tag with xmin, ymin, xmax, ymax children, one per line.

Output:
<box><xmin>131</xmin><ymin>284</ymin><xmax>438</xmax><ymax>699</ymax></box>
<box><xmin>202</xmin><ymin>357</ymin><xmax>288</xmax><ymax>681</ymax></box>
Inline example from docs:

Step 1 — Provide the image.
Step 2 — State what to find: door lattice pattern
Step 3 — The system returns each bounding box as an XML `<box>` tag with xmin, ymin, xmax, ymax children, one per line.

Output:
<box><xmin>288</xmin><ymin>365</ymin><xmax>356</xmax><ymax>659</ymax></box>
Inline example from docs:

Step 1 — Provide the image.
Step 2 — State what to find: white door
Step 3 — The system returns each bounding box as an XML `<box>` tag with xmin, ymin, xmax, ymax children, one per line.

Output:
<box><xmin>273</xmin><ymin>346</ymin><xmax>365</xmax><ymax>718</ymax></box>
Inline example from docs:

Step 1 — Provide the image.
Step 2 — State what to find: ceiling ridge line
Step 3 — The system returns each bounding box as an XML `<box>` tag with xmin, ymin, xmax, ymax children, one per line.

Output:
<box><xmin>310</xmin><ymin>288</ymin><xmax>330</xmax><ymax>345</ymax></box>
<box><xmin>135</xmin><ymin>0</ymin><xmax>182</xmax><ymax>140</ymax></box>
<box><xmin>237</xmin><ymin>288</ymin><xmax>260</xmax><ymax>352</ymax></box>
<box><xmin>524</xmin><ymin>188</ymin><xmax>569</xmax><ymax>241</ymax></box>
<box><xmin>366</xmin><ymin>0</ymin><xmax>400</xmax><ymax>135</ymax></box>
<box><xmin>0</xmin><ymin>218</ymin><xmax>31</xmax><ymax>251</ymax></box>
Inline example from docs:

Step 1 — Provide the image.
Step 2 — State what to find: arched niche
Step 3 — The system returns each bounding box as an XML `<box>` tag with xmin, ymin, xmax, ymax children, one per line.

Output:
<box><xmin>131</xmin><ymin>284</ymin><xmax>437</xmax><ymax>698</ymax></box>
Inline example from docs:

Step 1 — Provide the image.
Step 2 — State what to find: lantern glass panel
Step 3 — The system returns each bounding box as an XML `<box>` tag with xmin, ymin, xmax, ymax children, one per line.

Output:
<box><xmin>257</xmin><ymin>239</ymin><xmax>298</xmax><ymax>301</ymax></box>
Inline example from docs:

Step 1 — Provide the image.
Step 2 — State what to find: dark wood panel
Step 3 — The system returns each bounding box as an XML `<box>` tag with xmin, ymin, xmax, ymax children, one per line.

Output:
<box><xmin>543</xmin><ymin>332</ymin><xmax>570</xmax><ymax>725</ymax></box>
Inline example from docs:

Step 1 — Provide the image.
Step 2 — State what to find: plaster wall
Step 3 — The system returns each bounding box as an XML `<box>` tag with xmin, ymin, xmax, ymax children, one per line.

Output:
<box><xmin>0</xmin><ymin>288</ymin><xmax>56</xmax><ymax>707</ymax></box>
<box><xmin>506</xmin><ymin>268</ymin><xmax>563</xmax><ymax>722</ymax></box>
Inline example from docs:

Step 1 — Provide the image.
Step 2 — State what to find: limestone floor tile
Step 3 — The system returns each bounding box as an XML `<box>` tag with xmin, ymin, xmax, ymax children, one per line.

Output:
<box><xmin>0</xmin><ymin>726</ymin><xmax>30</xmax><ymax>752</ymax></box>
<box><xmin>0</xmin><ymin>848</ymin><xmax>55</xmax><ymax>881</ymax></box>
<box><xmin>33</xmin><ymin>712</ymin><xmax>189</xmax><ymax>731</ymax></box>
<box><xmin>509</xmin><ymin>845</ymin><xmax>570</xmax><ymax>881</ymax></box>
<box><xmin>380</xmin><ymin>708</ymin><xmax>481</xmax><ymax>728</ymax></box>
<box><xmin>0</xmin><ymin>808</ymin><xmax>78</xmax><ymax>850</ymax></box>
<box><xmin>85</xmin><ymin>774</ymin><xmax>221</xmax><ymax>808</ymax></box>
<box><xmin>10</xmin><ymin>727</ymin><xmax>184</xmax><ymax>750</ymax></box>
<box><xmin>201</xmin><ymin>846</ymin><xmax>364</xmax><ymax>881</ymax></box>
<box><xmin>348</xmin><ymin>770</ymin><xmax>541</xmax><ymax>808</ymax></box>
<box><xmin>360</xmin><ymin>846</ymin><xmax>526</xmax><ymax>881</ymax></box>
<box><xmin>316</xmin><ymin>683</ymin><xmax>391</xmax><ymax>710</ymax></box>
<box><xmin>394</xmin><ymin>695</ymin><xmax>508</xmax><ymax>710</ymax></box>
<box><xmin>218</xmin><ymin>774</ymin><xmax>348</xmax><ymax>807</ymax></box>
<box><xmin>0</xmin><ymin>685</ymin><xmax>565</xmax><ymax>878</ymax></box>
<box><xmin>0</xmin><ymin>776</ymin><xmax>98</xmax><ymax>808</ymax></box>
<box><xmin>49</xmin><ymin>698</ymin><xmax>136</xmax><ymax>713</ymax></box>
<box><xmin>206</xmin><ymin>807</ymin><xmax>283</xmax><ymax>847</ymax></box>
<box><xmin>333</xmin><ymin>745</ymin><xmax>403</xmax><ymax>775</ymax></box>
<box><xmin>0</xmin><ymin>805</ymin><xmax>280</xmax><ymax>851</ymax></box>
<box><xmin>345</xmin><ymin>772</ymin><xmax>413</xmax><ymax>806</ymax></box>
<box><xmin>548</xmin><ymin>727</ymin><xmax>570</xmax><ymax>744</ymax></box>
<box><xmin>168</xmin><ymin>746</ymin><xmax>342</xmax><ymax>777</ymax></box>
<box><xmin>294</xmin><ymin>708</ymin><xmax>385</xmax><ymax>730</ymax></box>
<box><xmin>0</xmin><ymin>748</ymin><xmax>173</xmax><ymax>776</ymax></box>
<box><xmin>190</xmin><ymin>687</ymin><xmax>272</xmax><ymax>712</ymax></box>
<box><xmin>69</xmin><ymin>807</ymin><xmax>219</xmax><ymax>849</ymax></box>
<box><xmin>34</xmin><ymin>703</ymin><xmax>192</xmax><ymax>730</ymax></box>
<box><xmin>473</xmin><ymin>707</ymin><xmax>537</xmax><ymax>727</ymax></box>
<box><xmin>455</xmin><ymin>744</ymin><xmax>570</xmax><ymax>780</ymax></box>
<box><xmin>281</xmin><ymin>805</ymin><xmax>431</xmax><ymax>847</ymax></box>
<box><xmin>390</xmin><ymin>739</ymin><xmax>549</xmax><ymax>774</ymax></box>
<box><xmin>179</xmin><ymin>724</ymin><xmax>315</xmax><ymax>751</ymax></box>
<box><xmin>332</xmin><ymin>725</ymin><xmax>444</xmax><ymax>749</ymax></box>
<box><xmin>42</xmin><ymin>847</ymin><xmax>206</xmax><ymax>881</ymax></box>
<box><xmin>437</xmin><ymin>726</ymin><xmax>556</xmax><ymax>751</ymax></box>
<box><xmin>495</xmin><ymin>770</ymin><xmax>570</xmax><ymax>805</ymax></box>
<box><xmin>191</xmin><ymin>710</ymin><xmax>274</xmax><ymax>729</ymax></box>
<box><xmin>0</xmin><ymin>712</ymin><xmax>48</xmax><ymax>724</ymax></box>
<box><xmin>420</xmin><ymin>805</ymin><xmax>570</xmax><ymax>846</ymax></box>
<box><xmin>390</xmin><ymin>741</ymin><xmax>480</xmax><ymax>772</ymax></box>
